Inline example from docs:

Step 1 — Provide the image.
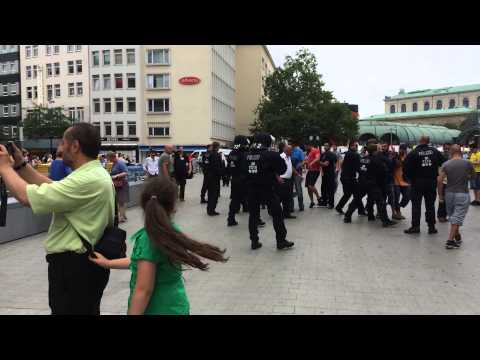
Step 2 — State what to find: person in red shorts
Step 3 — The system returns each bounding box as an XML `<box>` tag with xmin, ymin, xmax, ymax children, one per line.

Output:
<box><xmin>305</xmin><ymin>142</ymin><xmax>322</xmax><ymax>208</ymax></box>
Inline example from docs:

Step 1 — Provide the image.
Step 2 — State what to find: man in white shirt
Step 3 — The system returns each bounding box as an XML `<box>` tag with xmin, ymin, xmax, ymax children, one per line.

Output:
<box><xmin>143</xmin><ymin>151</ymin><xmax>159</xmax><ymax>178</ymax></box>
<box><xmin>278</xmin><ymin>145</ymin><xmax>296</xmax><ymax>219</ymax></box>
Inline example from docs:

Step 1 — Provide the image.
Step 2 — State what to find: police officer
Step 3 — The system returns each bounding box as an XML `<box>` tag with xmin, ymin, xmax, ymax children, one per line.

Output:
<box><xmin>206</xmin><ymin>142</ymin><xmax>224</xmax><ymax>216</ymax></box>
<box><xmin>403</xmin><ymin>136</ymin><xmax>445</xmax><ymax>234</ymax></box>
<box><xmin>200</xmin><ymin>144</ymin><xmax>212</xmax><ymax>204</ymax></box>
<box><xmin>319</xmin><ymin>142</ymin><xmax>337</xmax><ymax>209</ymax></box>
<box><xmin>245</xmin><ymin>133</ymin><xmax>294</xmax><ymax>250</ymax></box>
<box><xmin>344</xmin><ymin>143</ymin><xmax>396</xmax><ymax>227</ymax></box>
<box><xmin>335</xmin><ymin>140</ymin><xmax>366</xmax><ymax>215</ymax></box>
<box><xmin>227</xmin><ymin>135</ymin><xmax>250</xmax><ymax>226</ymax></box>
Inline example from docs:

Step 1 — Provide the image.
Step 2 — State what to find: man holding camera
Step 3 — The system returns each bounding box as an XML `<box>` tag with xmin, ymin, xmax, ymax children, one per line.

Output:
<box><xmin>0</xmin><ymin>123</ymin><xmax>115</xmax><ymax>315</ymax></box>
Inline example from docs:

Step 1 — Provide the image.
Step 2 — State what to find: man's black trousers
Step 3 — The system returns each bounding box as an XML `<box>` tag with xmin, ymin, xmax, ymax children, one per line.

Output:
<box><xmin>206</xmin><ymin>175</ymin><xmax>221</xmax><ymax>213</ymax></box>
<box><xmin>228</xmin><ymin>178</ymin><xmax>247</xmax><ymax>222</ymax></box>
<box><xmin>410</xmin><ymin>178</ymin><xmax>437</xmax><ymax>228</ymax></box>
<box><xmin>200</xmin><ymin>174</ymin><xmax>208</xmax><ymax>201</ymax></box>
<box><xmin>320</xmin><ymin>174</ymin><xmax>336</xmax><ymax>207</ymax></box>
<box><xmin>276</xmin><ymin>178</ymin><xmax>294</xmax><ymax>216</ymax></box>
<box><xmin>336</xmin><ymin>178</ymin><xmax>365</xmax><ymax>213</ymax></box>
<box><xmin>46</xmin><ymin>252</ymin><xmax>110</xmax><ymax>315</ymax></box>
<box><xmin>248</xmin><ymin>186</ymin><xmax>287</xmax><ymax>245</ymax></box>
<box><xmin>345</xmin><ymin>182</ymin><xmax>389</xmax><ymax>223</ymax></box>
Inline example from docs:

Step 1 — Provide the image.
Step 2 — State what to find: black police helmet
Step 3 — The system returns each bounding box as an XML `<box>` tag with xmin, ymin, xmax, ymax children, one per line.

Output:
<box><xmin>252</xmin><ymin>133</ymin><xmax>272</xmax><ymax>149</ymax></box>
<box><xmin>233</xmin><ymin>135</ymin><xmax>249</xmax><ymax>149</ymax></box>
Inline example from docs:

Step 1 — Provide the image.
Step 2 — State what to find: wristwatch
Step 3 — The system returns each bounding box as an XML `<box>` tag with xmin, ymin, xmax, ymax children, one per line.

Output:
<box><xmin>14</xmin><ymin>161</ymin><xmax>27</xmax><ymax>171</ymax></box>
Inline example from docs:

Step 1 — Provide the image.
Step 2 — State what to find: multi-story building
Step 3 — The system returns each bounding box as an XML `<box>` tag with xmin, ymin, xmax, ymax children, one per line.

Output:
<box><xmin>363</xmin><ymin>84</ymin><xmax>480</xmax><ymax>126</ymax></box>
<box><xmin>235</xmin><ymin>45</ymin><xmax>275</xmax><ymax>136</ymax></box>
<box><xmin>89</xmin><ymin>45</ymin><xmax>142</xmax><ymax>160</ymax></box>
<box><xmin>20</xmin><ymin>45</ymin><xmax>90</xmax><ymax>125</ymax></box>
<box><xmin>0</xmin><ymin>45</ymin><xmax>21</xmax><ymax>140</ymax></box>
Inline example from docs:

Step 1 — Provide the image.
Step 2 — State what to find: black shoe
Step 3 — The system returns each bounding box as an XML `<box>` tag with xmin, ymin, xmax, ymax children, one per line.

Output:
<box><xmin>335</xmin><ymin>207</ymin><xmax>345</xmax><ymax>215</ymax></box>
<box><xmin>284</xmin><ymin>214</ymin><xmax>297</xmax><ymax>219</ymax></box>
<box><xmin>358</xmin><ymin>212</ymin><xmax>367</xmax><ymax>216</ymax></box>
<box><xmin>470</xmin><ymin>200</ymin><xmax>480</xmax><ymax>206</ymax></box>
<box><xmin>200</xmin><ymin>199</ymin><xmax>207</xmax><ymax>204</ymax></box>
<box><xmin>243</xmin><ymin>208</ymin><xmax>249</xmax><ymax>213</ymax></box>
<box><xmin>277</xmin><ymin>240</ymin><xmax>294</xmax><ymax>250</ymax></box>
<box><xmin>376</xmin><ymin>213</ymin><xmax>381</xmax><ymax>219</ymax></box>
<box><xmin>327</xmin><ymin>205</ymin><xmax>334</xmax><ymax>210</ymax></box>
<box><xmin>309</xmin><ymin>202</ymin><xmax>315</xmax><ymax>209</ymax></box>
<box><xmin>299</xmin><ymin>207</ymin><xmax>305</xmax><ymax>212</ymax></box>
<box><xmin>438</xmin><ymin>217</ymin><xmax>448</xmax><ymax>223</ymax></box>
<box><xmin>446</xmin><ymin>240</ymin><xmax>460</xmax><ymax>250</ymax></box>
<box><xmin>258</xmin><ymin>220</ymin><xmax>266</xmax><ymax>227</ymax></box>
<box><xmin>318</xmin><ymin>202</ymin><xmax>327</xmax><ymax>208</ymax></box>
<box><xmin>454</xmin><ymin>233</ymin><xmax>462</xmax><ymax>244</ymax></box>
<box><xmin>404</xmin><ymin>227</ymin><xmax>420</xmax><ymax>234</ymax></box>
<box><xmin>227</xmin><ymin>220</ymin><xmax>238</xmax><ymax>226</ymax></box>
<box><xmin>368</xmin><ymin>216</ymin><xmax>376</xmax><ymax>221</ymax></box>
<box><xmin>382</xmin><ymin>220</ymin><xmax>397</xmax><ymax>227</ymax></box>
<box><xmin>251</xmin><ymin>242</ymin><xmax>263</xmax><ymax>250</ymax></box>
<box><xmin>428</xmin><ymin>227</ymin><xmax>438</xmax><ymax>234</ymax></box>
<box><xmin>344</xmin><ymin>217</ymin><xmax>352</xmax><ymax>223</ymax></box>
<box><xmin>207</xmin><ymin>211</ymin><xmax>220</xmax><ymax>216</ymax></box>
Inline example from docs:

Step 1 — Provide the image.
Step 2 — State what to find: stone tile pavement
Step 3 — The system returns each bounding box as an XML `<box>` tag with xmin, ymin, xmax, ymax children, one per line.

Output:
<box><xmin>1</xmin><ymin>175</ymin><xmax>480</xmax><ymax>315</ymax></box>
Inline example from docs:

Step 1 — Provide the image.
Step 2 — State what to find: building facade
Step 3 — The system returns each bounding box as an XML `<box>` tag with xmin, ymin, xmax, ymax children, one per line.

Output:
<box><xmin>0</xmin><ymin>45</ymin><xmax>21</xmax><ymax>139</ymax></box>
<box><xmin>235</xmin><ymin>45</ymin><xmax>275</xmax><ymax>136</ymax></box>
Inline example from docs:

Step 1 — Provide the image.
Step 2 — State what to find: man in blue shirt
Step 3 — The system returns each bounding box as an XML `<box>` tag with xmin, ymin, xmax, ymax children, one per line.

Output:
<box><xmin>290</xmin><ymin>140</ymin><xmax>305</xmax><ymax>211</ymax></box>
<box><xmin>49</xmin><ymin>147</ymin><xmax>72</xmax><ymax>181</ymax></box>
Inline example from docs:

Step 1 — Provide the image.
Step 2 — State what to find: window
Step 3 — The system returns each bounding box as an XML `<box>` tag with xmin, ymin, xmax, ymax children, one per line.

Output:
<box><xmin>32</xmin><ymin>45</ymin><xmax>38</xmax><ymax>57</ymax></box>
<box><xmin>147</xmin><ymin>98</ymin><xmax>170</xmax><ymax>113</ymax></box>
<box><xmin>3</xmin><ymin>105</ymin><xmax>8</xmax><ymax>116</ymax></box>
<box><xmin>436</xmin><ymin>100</ymin><xmax>442</xmax><ymax>110</ymax></box>
<box><xmin>93</xmin><ymin>122</ymin><xmax>100</xmax><ymax>135</ymax></box>
<box><xmin>463</xmin><ymin>97</ymin><xmax>469</xmax><ymax>108</ymax></box>
<box><xmin>32</xmin><ymin>65</ymin><xmax>38</xmax><ymax>79</ymax></box>
<box><xmin>54</xmin><ymin>62</ymin><xmax>60</xmax><ymax>76</ymax></box>
<box><xmin>47</xmin><ymin>85</ymin><xmax>53</xmax><ymax>100</ymax></box>
<box><xmin>76</xmin><ymin>107</ymin><xmax>84</xmax><ymax>122</ymax></box>
<box><xmin>10</xmin><ymin>62</ymin><xmax>17</xmax><ymax>73</ymax></box>
<box><xmin>10</xmin><ymin>83</ymin><xmax>17</xmax><ymax>95</ymax></box>
<box><xmin>92</xmin><ymin>51</ymin><xmax>99</xmax><ymax>66</ymax></box>
<box><xmin>412</xmin><ymin>102</ymin><xmax>418</xmax><ymax>112</ymax></box>
<box><xmin>93</xmin><ymin>98</ymin><xmax>100</xmax><ymax>113</ymax></box>
<box><xmin>25</xmin><ymin>46</ymin><xmax>32</xmax><ymax>58</ymax></box>
<box><xmin>103</xmin><ymin>98</ymin><xmax>111</xmax><ymax>113</ymax></box>
<box><xmin>390</xmin><ymin>105</ymin><xmax>395</xmax><ymax>113</ymax></box>
<box><xmin>147</xmin><ymin>49</ymin><xmax>170</xmax><ymax>65</ymax></box>
<box><xmin>46</xmin><ymin>63</ymin><xmax>52</xmax><ymax>77</ymax></box>
<box><xmin>126</xmin><ymin>49</ymin><xmax>135</xmax><ymax>65</ymax></box>
<box><xmin>148</xmin><ymin>126</ymin><xmax>170</xmax><ymax>137</ymax></box>
<box><xmin>103</xmin><ymin>74</ymin><xmax>111</xmax><ymax>89</ymax></box>
<box><xmin>116</xmin><ymin>122</ymin><xmax>124</xmax><ymax>136</ymax></box>
<box><xmin>33</xmin><ymin>86</ymin><xmax>38</xmax><ymax>99</ymax></box>
<box><xmin>68</xmin><ymin>107</ymin><xmax>76</xmax><ymax>120</ymax></box>
<box><xmin>127</xmin><ymin>73</ymin><xmax>136</xmax><ymax>89</ymax></box>
<box><xmin>127</xmin><ymin>97</ymin><xmax>136</xmax><ymax>112</ymax></box>
<box><xmin>2</xmin><ymin>84</ymin><xmax>8</xmax><ymax>96</ymax></box>
<box><xmin>103</xmin><ymin>50</ymin><xmax>110</xmax><ymax>65</ymax></box>
<box><xmin>68</xmin><ymin>61</ymin><xmax>74</xmax><ymax>74</ymax></box>
<box><xmin>401</xmin><ymin>104</ymin><xmax>406</xmax><ymax>112</ymax></box>
<box><xmin>424</xmin><ymin>101</ymin><xmax>430</xmax><ymax>111</ymax></box>
<box><xmin>115</xmin><ymin>73</ymin><xmax>123</xmax><ymax>89</ymax></box>
<box><xmin>11</xmin><ymin>104</ymin><xmax>17</xmax><ymax>116</ymax></box>
<box><xmin>128</xmin><ymin>122</ymin><xmax>136</xmax><ymax>136</ymax></box>
<box><xmin>53</xmin><ymin>45</ymin><xmax>60</xmax><ymax>55</ymax></box>
<box><xmin>76</xmin><ymin>45</ymin><xmax>82</xmax><ymax>52</ymax></box>
<box><xmin>67</xmin><ymin>45</ymin><xmax>74</xmax><ymax>53</ymax></box>
<box><xmin>147</xmin><ymin>74</ymin><xmax>170</xmax><ymax>89</ymax></box>
<box><xmin>104</xmin><ymin>122</ymin><xmax>112</xmax><ymax>136</ymax></box>
<box><xmin>76</xmin><ymin>60</ymin><xmax>82</xmax><ymax>74</ymax></box>
<box><xmin>92</xmin><ymin>75</ymin><xmax>100</xmax><ymax>91</ymax></box>
<box><xmin>68</xmin><ymin>83</ymin><xmax>75</xmax><ymax>96</ymax></box>
<box><xmin>46</xmin><ymin>45</ymin><xmax>52</xmax><ymax>56</ymax></box>
<box><xmin>449</xmin><ymin>99</ymin><xmax>455</xmax><ymax>108</ymax></box>
<box><xmin>54</xmin><ymin>84</ymin><xmax>60</xmax><ymax>97</ymax></box>
<box><xmin>115</xmin><ymin>98</ymin><xmax>123</xmax><ymax>113</ymax></box>
<box><xmin>114</xmin><ymin>49</ymin><xmax>122</xmax><ymax>65</ymax></box>
<box><xmin>76</xmin><ymin>82</ymin><xmax>83</xmax><ymax>96</ymax></box>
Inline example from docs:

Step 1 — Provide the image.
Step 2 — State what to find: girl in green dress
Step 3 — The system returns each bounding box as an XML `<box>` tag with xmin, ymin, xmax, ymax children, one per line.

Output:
<box><xmin>89</xmin><ymin>177</ymin><xmax>228</xmax><ymax>315</ymax></box>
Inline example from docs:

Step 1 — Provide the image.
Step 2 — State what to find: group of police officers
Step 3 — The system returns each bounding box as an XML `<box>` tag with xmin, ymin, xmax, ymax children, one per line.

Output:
<box><xmin>200</xmin><ymin>132</ymin><xmax>447</xmax><ymax>251</ymax></box>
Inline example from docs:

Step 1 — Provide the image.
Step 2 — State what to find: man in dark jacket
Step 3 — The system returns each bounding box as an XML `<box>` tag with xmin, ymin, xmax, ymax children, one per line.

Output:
<box><xmin>200</xmin><ymin>144</ymin><xmax>212</xmax><ymax>204</ymax></box>
<box><xmin>403</xmin><ymin>136</ymin><xmax>446</xmax><ymax>234</ymax></box>
<box><xmin>205</xmin><ymin>142</ymin><xmax>224</xmax><ymax>216</ymax></box>
<box><xmin>227</xmin><ymin>135</ymin><xmax>249</xmax><ymax>226</ymax></box>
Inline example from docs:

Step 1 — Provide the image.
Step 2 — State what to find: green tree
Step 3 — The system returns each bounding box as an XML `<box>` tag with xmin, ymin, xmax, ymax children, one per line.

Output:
<box><xmin>251</xmin><ymin>48</ymin><xmax>358</xmax><ymax>144</ymax></box>
<box><xmin>23</xmin><ymin>106</ymin><xmax>73</xmax><ymax>140</ymax></box>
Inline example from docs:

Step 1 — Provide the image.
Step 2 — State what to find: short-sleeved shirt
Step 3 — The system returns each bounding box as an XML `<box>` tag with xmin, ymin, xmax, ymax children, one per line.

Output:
<box><xmin>441</xmin><ymin>159</ymin><xmax>475</xmax><ymax>193</ymax></box>
<box><xmin>159</xmin><ymin>153</ymin><xmax>173</xmax><ymax>177</ymax></box>
<box><xmin>26</xmin><ymin>160</ymin><xmax>115</xmax><ymax>254</ymax></box>
<box><xmin>48</xmin><ymin>159</ymin><xmax>72</xmax><ymax>181</ymax></box>
<box><xmin>129</xmin><ymin>226</ymin><xmax>190</xmax><ymax>315</ymax></box>
<box><xmin>320</xmin><ymin>150</ymin><xmax>337</xmax><ymax>177</ymax></box>
<box><xmin>291</xmin><ymin>146</ymin><xmax>305</xmax><ymax>170</ymax></box>
<box><xmin>469</xmin><ymin>151</ymin><xmax>480</xmax><ymax>173</ymax></box>
<box><xmin>307</xmin><ymin>148</ymin><xmax>321</xmax><ymax>172</ymax></box>
<box><xmin>111</xmin><ymin>160</ymin><xmax>129</xmax><ymax>186</ymax></box>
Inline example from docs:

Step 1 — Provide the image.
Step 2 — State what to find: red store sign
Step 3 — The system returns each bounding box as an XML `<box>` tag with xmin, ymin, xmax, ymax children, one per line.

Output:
<box><xmin>179</xmin><ymin>76</ymin><xmax>201</xmax><ymax>85</ymax></box>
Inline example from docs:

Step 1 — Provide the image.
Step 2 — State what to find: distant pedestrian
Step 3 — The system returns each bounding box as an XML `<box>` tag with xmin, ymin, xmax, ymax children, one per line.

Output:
<box><xmin>159</xmin><ymin>145</ymin><xmax>175</xmax><ymax>181</ymax></box>
<box><xmin>143</xmin><ymin>151</ymin><xmax>159</xmax><ymax>178</ymax></box>
<box><xmin>49</xmin><ymin>146</ymin><xmax>72</xmax><ymax>181</ymax></box>
<box><xmin>278</xmin><ymin>145</ymin><xmax>296</xmax><ymax>219</ymax></box>
<box><xmin>173</xmin><ymin>147</ymin><xmax>191</xmax><ymax>202</ymax></box>
<box><xmin>437</xmin><ymin>145</ymin><xmax>475</xmax><ymax>249</ymax></box>
<box><xmin>468</xmin><ymin>143</ymin><xmax>480</xmax><ymax>206</ymax></box>
<box><xmin>318</xmin><ymin>142</ymin><xmax>337</xmax><ymax>209</ymax></box>
<box><xmin>108</xmin><ymin>152</ymin><xmax>130</xmax><ymax>223</ymax></box>
<box><xmin>290</xmin><ymin>140</ymin><xmax>305</xmax><ymax>212</ymax></box>
<box><xmin>305</xmin><ymin>142</ymin><xmax>322</xmax><ymax>208</ymax></box>
<box><xmin>392</xmin><ymin>144</ymin><xmax>410</xmax><ymax>220</ymax></box>
<box><xmin>437</xmin><ymin>143</ymin><xmax>452</xmax><ymax>222</ymax></box>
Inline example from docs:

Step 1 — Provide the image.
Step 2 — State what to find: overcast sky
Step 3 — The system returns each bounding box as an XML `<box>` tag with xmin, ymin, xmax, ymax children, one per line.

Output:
<box><xmin>267</xmin><ymin>45</ymin><xmax>480</xmax><ymax>118</ymax></box>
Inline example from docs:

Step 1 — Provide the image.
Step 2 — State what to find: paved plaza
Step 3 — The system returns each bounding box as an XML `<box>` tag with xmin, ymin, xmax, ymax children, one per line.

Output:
<box><xmin>1</xmin><ymin>175</ymin><xmax>480</xmax><ymax>315</ymax></box>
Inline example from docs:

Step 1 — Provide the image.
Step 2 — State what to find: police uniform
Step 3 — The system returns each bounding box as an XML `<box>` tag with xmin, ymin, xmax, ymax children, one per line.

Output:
<box><xmin>206</xmin><ymin>148</ymin><xmax>224</xmax><ymax>215</ymax></box>
<box><xmin>404</xmin><ymin>143</ymin><xmax>445</xmax><ymax>232</ymax></box>
<box><xmin>335</xmin><ymin>148</ymin><xmax>365</xmax><ymax>214</ymax></box>
<box><xmin>200</xmin><ymin>151</ymin><xmax>210</xmax><ymax>203</ymax></box>
<box><xmin>244</xmin><ymin>134</ymin><xmax>294</xmax><ymax>250</ymax></box>
<box><xmin>227</xmin><ymin>136</ymin><xmax>249</xmax><ymax>226</ymax></box>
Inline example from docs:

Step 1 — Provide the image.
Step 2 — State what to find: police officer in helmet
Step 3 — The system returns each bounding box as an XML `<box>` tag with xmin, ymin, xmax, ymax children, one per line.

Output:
<box><xmin>227</xmin><ymin>135</ymin><xmax>250</xmax><ymax>226</ymax></box>
<box><xmin>245</xmin><ymin>133</ymin><xmax>294</xmax><ymax>250</ymax></box>
<box><xmin>403</xmin><ymin>136</ymin><xmax>445</xmax><ymax>234</ymax></box>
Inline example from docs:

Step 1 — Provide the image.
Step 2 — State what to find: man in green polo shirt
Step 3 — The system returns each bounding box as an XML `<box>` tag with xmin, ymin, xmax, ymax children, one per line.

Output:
<box><xmin>0</xmin><ymin>123</ymin><xmax>115</xmax><ymax>315</ymax></box>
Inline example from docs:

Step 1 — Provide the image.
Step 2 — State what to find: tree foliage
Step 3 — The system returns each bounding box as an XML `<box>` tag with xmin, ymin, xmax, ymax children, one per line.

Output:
<box><xmin>251</xmin><ymin>48</ymin><xmax>358</xmax><ymax>144</ymax></box>
<box><xmin>23</xmin><ymin>106</ymin><xmax>73</xmax><ymax>140</ymax></box>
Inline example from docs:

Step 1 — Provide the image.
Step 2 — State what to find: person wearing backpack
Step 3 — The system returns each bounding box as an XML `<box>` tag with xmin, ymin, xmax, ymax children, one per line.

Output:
<box><xmin>89</xmin><ymin>177</ymin><xmax>228</xmax><ymax>315</ymax></box>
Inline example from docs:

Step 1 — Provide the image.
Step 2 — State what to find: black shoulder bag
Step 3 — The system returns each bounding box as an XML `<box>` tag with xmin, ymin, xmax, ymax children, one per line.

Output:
<box><xmin>77</xmin><ymin>195</ymin><xmax>127</xmax><ymax>259</ymax></box>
